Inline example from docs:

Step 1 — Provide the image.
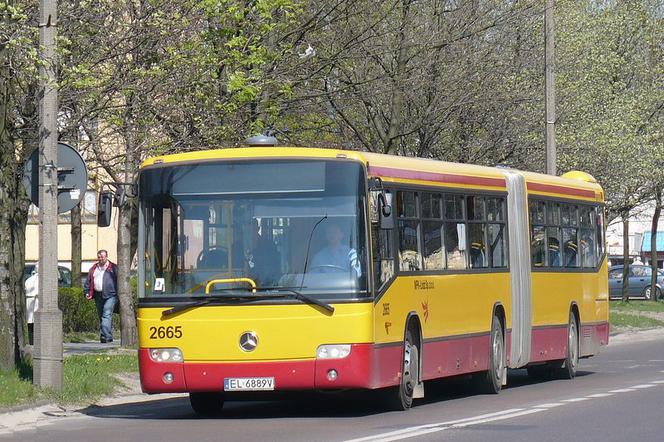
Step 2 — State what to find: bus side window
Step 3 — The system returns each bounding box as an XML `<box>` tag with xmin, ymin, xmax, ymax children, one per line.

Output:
<box><xmin>563</xmin><ymin>227</ymin><xmax>579</xmax><ymax>267</ymax></box>
<box><xmin>397</xmin><ymin>191</ymin><xmax>422</xmax><ymax>272</ymax></box>
<box><xmin>596</xmin><ymin>207</ymin><xmax>606</xmax><ymax>261</ymax></box>
<box><xmin>531</xmin><ymin>226</ymin><xmax>545</xmax><ymax>267</ymax></box>
<box><xmin>372</xmin><ymin>225</ymin><xmax>394</xmax><ymax>290</ymax></box>
<box><xmin>444</xmin><ymin>194</ymin><xmax>466</xmax><ymax>270</ymax></box>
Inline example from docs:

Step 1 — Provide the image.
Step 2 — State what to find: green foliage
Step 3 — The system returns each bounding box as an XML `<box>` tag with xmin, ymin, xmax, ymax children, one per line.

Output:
<box><xmin>58</xmin><ymin>288</ymin><xmax>121</xmax><ymax>335</ymax></box>
<box><xmin>556</xmin><ymin>0</ymin><xmax>664</xmax><ymax>219</ymax></box>
<box><xmin>58</xmin><ymin>287</ymin><xmax>99</xmax><ymax>334</ymax></box>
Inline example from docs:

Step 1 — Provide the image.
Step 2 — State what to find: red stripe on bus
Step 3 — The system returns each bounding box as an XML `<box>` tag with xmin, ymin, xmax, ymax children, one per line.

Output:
<box><xmin>529</xmin><ymin>326</ymin><xmax>568</xmax><ymax>363</ymax></box>
<box><xmin>368</xmin><ymin>166</ymin><xmax>505</xmax><ymax>188</ymax></box>
<box><xmin>421</xmin><ymin>334</ymin><xmax>490</xmax><ymax>380</ymax></box>
<box><xmin>527</xmin><ymin>182</ymin><xmax>596</xmax><ymax>198</ymax></box>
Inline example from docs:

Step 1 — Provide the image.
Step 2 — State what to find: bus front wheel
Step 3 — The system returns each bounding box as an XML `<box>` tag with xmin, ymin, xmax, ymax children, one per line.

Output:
<box><xmin>385</xmin><ymin>329</ymin><xmax>419</xmax><ymax>411</ymax></box>
<box><xmin>190</xmin><ymin>392</ymin><xmax>224</xmax><ymax>416</ymax></box>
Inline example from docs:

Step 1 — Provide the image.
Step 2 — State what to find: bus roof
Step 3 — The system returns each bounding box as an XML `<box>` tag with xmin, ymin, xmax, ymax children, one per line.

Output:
<box><xmin>141</xmin><ymin>147</ymin><xmax>603</xmax><ymax>202</ymax></box>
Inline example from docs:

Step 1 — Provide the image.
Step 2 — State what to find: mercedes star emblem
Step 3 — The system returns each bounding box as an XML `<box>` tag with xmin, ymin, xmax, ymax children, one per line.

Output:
<box><xmin>239</xmin><ymin>331</ymin><xmax>258</xmax><ymax>352</ymax></box>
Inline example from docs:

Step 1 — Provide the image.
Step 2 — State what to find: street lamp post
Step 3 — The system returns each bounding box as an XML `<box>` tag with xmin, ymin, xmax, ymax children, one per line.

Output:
<box><xmin>33</xmin><ymin>0</ymin><xmax>62</xmax><ymax>390</ymax></box>
<box><xmin>545</xmin><ymin>0</ymin><xmax>556</xmax><ymax>176</ymax></box>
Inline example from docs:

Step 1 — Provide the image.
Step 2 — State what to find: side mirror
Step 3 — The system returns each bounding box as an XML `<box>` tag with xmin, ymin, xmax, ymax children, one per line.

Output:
<box><xmin>379</xmin><ymin>191</ymin><xmax>394</xmax><ymax>230</ymax></box>
<box><xmin>98</xmin><ymin>191</ymin><xmax>113</xmax><ymax>227</ymax></box>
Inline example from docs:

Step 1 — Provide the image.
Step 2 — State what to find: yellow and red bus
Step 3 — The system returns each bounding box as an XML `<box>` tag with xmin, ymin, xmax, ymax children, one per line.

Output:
<box><xmin>133</xmin><ymin>146</ymin><xmax>608</xmax><ymax>414</ymax></box>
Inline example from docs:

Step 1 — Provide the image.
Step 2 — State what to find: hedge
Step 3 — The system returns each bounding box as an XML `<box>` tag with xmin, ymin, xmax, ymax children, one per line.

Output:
<box><xmin>58</xmin><ymin>287</ymin><xmax>120</xmax><ymax>334</ymax></box>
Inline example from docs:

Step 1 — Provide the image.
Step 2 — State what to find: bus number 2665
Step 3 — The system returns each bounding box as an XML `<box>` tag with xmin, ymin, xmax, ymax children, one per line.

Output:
<box><xmin>149</xmin><ymin>326</ymin><xmax>183</xmax><ymax>339</ymax></box>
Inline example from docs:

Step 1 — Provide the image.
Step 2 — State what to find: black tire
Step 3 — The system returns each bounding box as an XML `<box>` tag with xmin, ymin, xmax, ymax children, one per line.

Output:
<box><xmin>643</xmin><ymin>286</ymin><xmax>661</xmax><ymax>301</ymax></box>
<box><xmin>385</xmin><ymin>329</ymin><xmax>419</xmax><ymax>411</ymax></box>
<box><xmin>189</xmin><ymin>392</ymin><xmax>224</xmax><ymax>416</ymax></box>
<box><xmin>556</xmin><ymin>312</ymin><xmax>579</xmax><ymax>379</ymax></box>
<box><xmin>476</xmin><ymin>315</ymin><xmax>505</xmax><ymax>394</ymax></box>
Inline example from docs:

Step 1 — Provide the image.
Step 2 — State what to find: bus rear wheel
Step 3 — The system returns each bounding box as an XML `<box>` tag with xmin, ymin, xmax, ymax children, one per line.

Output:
<box><xmin>189</xmin><ymin>392</ymin><xmax>224</xmax><ymax>416</ymax></box>
<box><xmin>555</xmin><ymin>312</ymin><xmax>579</xmax><ymax>379</ymax></box>
<box><xmin>475</xmin><ymin>315</ymin><xmax>504</xmax><ymax>394</ymax></box>
<box><xmin>385</xmin><ymin>329</ymin><xmax>419</xmax><ymax>411</ymax></box>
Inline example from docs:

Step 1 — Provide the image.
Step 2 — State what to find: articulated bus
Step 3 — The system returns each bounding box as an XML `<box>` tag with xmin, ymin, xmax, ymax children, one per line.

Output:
<box><xmin>133</xmin><ymin>147</ymin><xmax>609</xmax><ymax>414</ymax></box>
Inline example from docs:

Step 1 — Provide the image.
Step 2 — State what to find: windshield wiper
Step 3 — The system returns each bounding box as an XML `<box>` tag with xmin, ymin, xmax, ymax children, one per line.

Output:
<box><xmin>161</xmin><ymin>295</ymin><xmax>255</xmax><ymax>317</ymax></box>
<box><xmin>161</xmin><ymin>286</ymin><xmax>334</xmax><ymax>317</ymax></box>
<box><xmin>254</xmin><ymin>286</ymin><xmax>335</xmax><ymax>313</ymax></box>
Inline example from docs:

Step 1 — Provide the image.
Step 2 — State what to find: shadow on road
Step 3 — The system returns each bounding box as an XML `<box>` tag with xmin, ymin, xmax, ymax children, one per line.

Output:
<box><xmin>76</xmin><ymin>368</ymin><xmax>596</xmax><ymax>421</ymax></box>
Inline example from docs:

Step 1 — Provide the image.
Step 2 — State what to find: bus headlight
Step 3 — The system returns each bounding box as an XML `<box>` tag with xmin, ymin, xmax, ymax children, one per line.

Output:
<box><xmin>149</xmin><ymin>348</ymin><xmax>183</xmax><ymax>363</ymax></box>
<box><xmin>316</xmin><ymin>345</ymin><xmax>351</xmax><ymax>359</ymax></box>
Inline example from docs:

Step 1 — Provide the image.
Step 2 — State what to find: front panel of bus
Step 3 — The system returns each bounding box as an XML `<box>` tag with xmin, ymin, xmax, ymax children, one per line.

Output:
<box><xmin>136</xmin><ymin>159</ymin><xmax>377</xmax><ymax>393</ymax></box>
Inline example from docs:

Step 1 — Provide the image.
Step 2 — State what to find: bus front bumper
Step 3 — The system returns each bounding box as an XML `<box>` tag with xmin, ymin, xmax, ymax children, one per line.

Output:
<box><xmin>138</xmin><ymin>344</ymin><xmax>395</xmax><ymax>394</ymax></box>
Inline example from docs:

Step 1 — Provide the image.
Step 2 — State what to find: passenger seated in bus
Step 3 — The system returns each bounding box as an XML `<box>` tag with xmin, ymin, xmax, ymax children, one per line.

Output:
<box><xmin>579</xmin><ymin>233</ymin><xmax>595</xmax><ymax>267</ymax></box>
<box><xmin>564</xmin><ymin>240</ymin><xmax>578</xmax><ymax>267</ymax></box>
<box><xmin>310</xmin><ymin>223</ymin><xmax>361</xmax><ymax>276</ymax></box>
<box><xmin>470</xmin><ymin>242</ymin><xmax>486</xmax><ymax>268</ymax></box>
<box><xmin>247</xmin><ymin>219</ymin><xmax>280</xmax><ymax>286</ymax></box>
<box><xmin>548</xmin><ymin>238</ymin><xmax>560</xmax><ymax>266</ymax></box>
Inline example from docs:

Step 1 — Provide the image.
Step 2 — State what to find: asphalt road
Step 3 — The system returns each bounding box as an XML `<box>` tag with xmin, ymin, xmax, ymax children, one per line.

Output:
<box><xmin>5</xmin><ymin>333</ymin><xmax>664</xmax><ymax>442</ymax></box>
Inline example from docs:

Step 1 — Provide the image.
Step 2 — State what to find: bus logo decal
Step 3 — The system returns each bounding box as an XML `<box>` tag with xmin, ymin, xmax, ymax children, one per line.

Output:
<box><xmin>239</xmin><ymin>331</ymin><xmax>259</xmax><ymax>352</ymax></box>
<box><xmin>422</xmin><ymin>300</ymin><xmax>429</xmax><ymax>323</ymax></box>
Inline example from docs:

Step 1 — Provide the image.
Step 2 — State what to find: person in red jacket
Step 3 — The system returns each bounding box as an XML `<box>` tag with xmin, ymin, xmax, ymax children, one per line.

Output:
<box><xmin>84</xmin><ymin>250</ymin><xmax>118</xmax><ymax>343</ymax></box>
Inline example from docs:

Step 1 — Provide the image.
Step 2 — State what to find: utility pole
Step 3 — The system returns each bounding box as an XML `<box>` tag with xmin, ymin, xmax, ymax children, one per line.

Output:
<box><xmin>545</xmin><ymin>0</ymin><xmax>556</xmax><ymax>176</ymax></box>
<box><xmin>34</xmin><ymin>0</ymin><xmax>62</xmax><ymax>390</ymax></box>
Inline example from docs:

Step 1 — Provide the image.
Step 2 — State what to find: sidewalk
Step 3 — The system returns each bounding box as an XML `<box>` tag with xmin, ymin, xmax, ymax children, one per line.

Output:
<box><xmin>64</xmin><ymin>341</ymin><xmax>122</xmax><ymax>355</ymax></box>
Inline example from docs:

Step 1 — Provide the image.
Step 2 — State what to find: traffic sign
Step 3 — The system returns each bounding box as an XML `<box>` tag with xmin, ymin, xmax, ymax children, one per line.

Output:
<box><xmin>22</xmin><ymin>142</ymin><xmax>88</xmax><ymax>214</ymax></box>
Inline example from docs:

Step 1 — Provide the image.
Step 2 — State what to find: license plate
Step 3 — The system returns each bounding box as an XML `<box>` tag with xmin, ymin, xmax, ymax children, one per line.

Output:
<box><xmin>224</xmin><ymin>377</ymin><xmax>275</xmax><ymax>391</ymax></box>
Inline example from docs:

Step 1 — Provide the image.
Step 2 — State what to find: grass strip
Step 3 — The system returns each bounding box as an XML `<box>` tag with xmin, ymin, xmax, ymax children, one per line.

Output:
<box><xmin>610</xmin><ymin>300</ymin><xmax>664</xmax><ymax>313</ymax></box>
<box><xmin>610</xmin><ymin>311</ymin><xmax>664</xmax><ymax>328</ymax></box>
<box><xmin>0</xmin><ymin>354</ymin><xmax>137</xmax><ymax>409</ymax></box>
<box><xmin>0</xmin><ymin>363</ymin><xmax>40</xmax><ymax>408</ymax></box>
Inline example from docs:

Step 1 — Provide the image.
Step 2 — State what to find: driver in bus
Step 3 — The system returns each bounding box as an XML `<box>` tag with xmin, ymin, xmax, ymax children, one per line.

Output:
<box><xmin>311</xmin><ymin>223</ymin><xmax>361</xmax><ymax>276</ymax></box>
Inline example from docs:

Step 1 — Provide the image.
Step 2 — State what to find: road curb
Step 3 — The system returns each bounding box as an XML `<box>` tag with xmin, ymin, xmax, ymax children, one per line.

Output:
<box><xmin>0</xmin><ymin>399</ymin><xmax>52</xmax><ymax>415</ymax></box>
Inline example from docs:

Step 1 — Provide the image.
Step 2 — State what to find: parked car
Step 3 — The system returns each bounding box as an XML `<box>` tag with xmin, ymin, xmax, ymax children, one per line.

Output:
<box><xmin>23</xmin><ymin>264</ymin><xmax>73</xmax><ymax>288</ymax></box>
<box><xmin>608</xmin><ymin>265</ymin><xmax>664</xmax><ymax>300</ymax></box>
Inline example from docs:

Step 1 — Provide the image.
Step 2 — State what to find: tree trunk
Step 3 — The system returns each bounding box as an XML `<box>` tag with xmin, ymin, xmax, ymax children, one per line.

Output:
<box><xmin>11</xmin><ymin>194</ymin><xmax>29</xmax><ymax>361</ymax></box>
<box><xmin>70</xmin><ymin>204</ymin><xmax>82</xmax><ymax>288</ymax></box>
<box><xmin>0</xmin><ymin>38</ymin><xmax>16</xmax><ymax>370</ymax></box>
<box><xmin>0</xmin><ymin>176</ymin><xmax>16</xmax><ymax>371</ymax></box>
<box><xmin>621</xmin><ymin>215</ymin><xmax>630</xmax><ymax>303</ymax></box>
<box><xmin>650</xmin><ymin>189</ymin><xmax>662</xmax><ymax>301</ymax></box>
<box><xmin>117</xmin><ymin>109</ymin><xmax>137</xmax><ymax>347</ymax></box>
<box><xmin>117</xmin><ymin>199</ymin><xmax>137</xmax><ymax>346</ymax></box>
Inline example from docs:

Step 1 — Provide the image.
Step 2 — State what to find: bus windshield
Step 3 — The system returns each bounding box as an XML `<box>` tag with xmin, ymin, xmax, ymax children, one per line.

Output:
<box><xmin>139</xmin><ymin>160</ymin><xmax>369</xmax><ymax>300</ymax></box>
